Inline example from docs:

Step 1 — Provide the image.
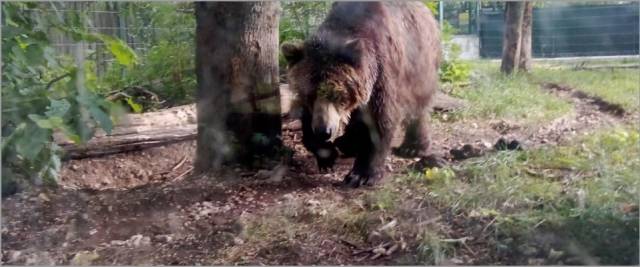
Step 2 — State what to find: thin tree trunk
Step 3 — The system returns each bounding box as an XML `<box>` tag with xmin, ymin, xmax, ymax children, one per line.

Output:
<box><xmin>194</xmin><ymin>2</ymin><xmax>281</xmax><ymax>173</ymax></box>
<box><xmin>518</xmin><ymin>1</ymin><xmax>534</xmax><ymax>72</ymax></box>
<box><xmin>500</xmin><ymin>1</ymin><xmax>525</xmax><ymax>74</ymax></box>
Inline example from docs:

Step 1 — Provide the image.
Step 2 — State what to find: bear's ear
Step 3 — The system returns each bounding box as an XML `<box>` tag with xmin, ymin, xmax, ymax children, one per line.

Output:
<box><xmin>281</xmin><ymin>41</ymin><xmax>304</xmax><ymax>66</ymax></box>
<box><xmin>339</xmin><ymin>38</ymin><xmax>365</xmax><ymax>66</ymax></box>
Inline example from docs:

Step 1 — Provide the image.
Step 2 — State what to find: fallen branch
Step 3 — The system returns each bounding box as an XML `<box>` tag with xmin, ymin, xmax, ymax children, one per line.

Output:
<box><xmin>46</xmin><ymin>73</ymin><xmax>71</xmax><ymax>91</ymax></box>
<box><xmin>171</xmin><ymin>155</ymin><xmax>188</xmax><ymax>172</ymax></box>
<box><xmin>339</xmin><ymin>239</ymin><xmax>360</xmax><ymax>249</ymax></box>
<box><xmin>172</xmin><ymin>166</ymin><xmax>194</xmax><ymax>182</ymax></box>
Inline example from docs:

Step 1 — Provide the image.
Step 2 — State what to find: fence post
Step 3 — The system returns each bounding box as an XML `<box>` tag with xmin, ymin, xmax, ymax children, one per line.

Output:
<box><xmin>439</xmin><ymin>1</ymin><xmax>444</xmax><ymax>28</ymax></box>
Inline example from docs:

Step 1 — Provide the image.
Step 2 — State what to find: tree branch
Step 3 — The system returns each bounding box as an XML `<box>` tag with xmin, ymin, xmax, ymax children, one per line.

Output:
<box><xmin>45</xmin><ymin>73</ymin><xmax>71</xmax><ymax>91</ymax></box>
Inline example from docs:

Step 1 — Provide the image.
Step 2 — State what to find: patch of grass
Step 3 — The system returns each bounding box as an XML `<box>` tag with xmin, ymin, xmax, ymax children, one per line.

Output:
<box><xmin>414</xmin><ymin>230</ymin><xmax>455</xmax><ymax>265</ymax></box>
<box><xmin>532</xmin><ymin>66</ymin><xmax>640</xmax><ymax>112</ymax></box>
<box><xmin>411</xmin><ymin>127</ymin><xmax>640</xmax><ymax>264</ymax></box>
<box><xmin>446</xmin><ymin>61</ymin><xmax>573</xmax><ymax>124</ymax></box>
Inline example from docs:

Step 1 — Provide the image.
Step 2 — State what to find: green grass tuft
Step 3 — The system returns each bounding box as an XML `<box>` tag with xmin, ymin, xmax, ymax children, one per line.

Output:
<box><xmin>446</xmin><ymin>61</ymin><xmax>573</xmax><ymax>124</ymax></box>
<box><xmin>408</xmin><ymin>127</ymin><xmax>640</xmax><ymax>264</ymax></box>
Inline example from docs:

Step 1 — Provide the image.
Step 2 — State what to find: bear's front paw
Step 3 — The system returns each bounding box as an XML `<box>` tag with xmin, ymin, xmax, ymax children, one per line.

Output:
<box><xmin>315</xmin><ymin>146</ymin><xmax>338</xmax><ymax>172</ymax></box>
<box><xmin>342</xmin><ymin>169</ymin><xmax>383</xmax><ymax>188</ymax></box>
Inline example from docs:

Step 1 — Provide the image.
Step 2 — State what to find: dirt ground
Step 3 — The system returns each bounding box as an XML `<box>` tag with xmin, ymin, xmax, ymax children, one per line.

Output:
<box><xmin>1</xmin><ymin>82</ymin><xmax>635</xmax><ymax>265</ymax></box>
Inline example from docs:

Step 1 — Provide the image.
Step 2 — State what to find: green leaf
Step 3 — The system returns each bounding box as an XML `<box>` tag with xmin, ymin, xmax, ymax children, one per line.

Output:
<box><xmin>126</xmin><ymin>97</ymin><xmax>143</xmax><ymax>113</ymax></box>
<box><xmin>1</xmin><ymin>122</ymin><xmax>26</xmax><ymax>155</ymax></box>
<box><xmin>76</xmin><ymin>94</ymin><xmax>114</xmax><ymax>134</ymax></box>
<box><xmin>88</xmin><ymin>105</ymin><xmax>113</xmax><ymax>134</ymax></box>
<box><xmin>24</xmin><ymin>44</ymin><xmax>44</xmax><ymax>65</ymax></box>
<box><xmin>28</xmin><ymin>114</ymin><xmax>64</xmax><ymax>129</ymax></box>
<box><xmin>45</xmin><ymin>99</ymin><xmax>71</xmax><ymax>118</ymax></box>
<box><xmin>43</xmin><ymin>144</ymin><xmax>62</xmax><ymax>184</ymax></box>
<box><xmin>95</xmin><ymin>34</ymin><xmax>138</xmax><ymax>67</ymax></box>
<box><xmin>15</xmin><ymin>124</ymin><xmax>49</xmax><ymax>160</ymax></box>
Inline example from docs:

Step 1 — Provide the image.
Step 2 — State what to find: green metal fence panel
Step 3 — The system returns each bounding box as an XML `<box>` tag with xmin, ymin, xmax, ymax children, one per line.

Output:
<box><xmin>479</xmin><ymin>3</ymin><xmax>639</xmax><ymax>58</ymax></box>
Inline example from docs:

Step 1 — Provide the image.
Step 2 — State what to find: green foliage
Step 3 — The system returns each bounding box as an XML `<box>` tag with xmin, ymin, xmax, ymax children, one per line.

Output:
<box><xmin>98</xmin><ymin>3</ymin><xmax>196</xmax><ymax>111</ymax></box>
<box><xmin>423</xmin><ymin>1</ymin><xmax>439</xmax><ymax>16</ymax></box>
<box><xmin>101</xmin><ymin>40</ymin><xmax>196</xmax><ymax>110</ymax></box>
<box><xmin>96</xmin><ymin>34</ymin><xmax>138</xmax><ymax>67</ymax></box>
<box><xmin>448</xmin><ymin>61</ymin><xmax>572</xmax><ymax>123</ymax></box>
<box><xmin>279</xmin><ymin>1</ymin><xmax>332</xmax><ymax>69</ymax></box>
<box><xmin>2</xmin><ymin>3</ymin><xmax>133</xmax><ymax>188</ymax></box>
<box><xmin>439</xmin><ymin>22</ymin><xmax>471</xmax><ymax>85</ymax></box>
<box><xmin>280</xmin><ymin>1</ymin><xmax>331</xmax><ymax>44</ymax></box>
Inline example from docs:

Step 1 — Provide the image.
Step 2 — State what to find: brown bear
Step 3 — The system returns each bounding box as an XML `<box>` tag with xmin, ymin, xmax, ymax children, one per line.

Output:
<box><xmin>282</xmin><ymin>2</ymin><xmax>441</xmax><ymax>187</ymax></box>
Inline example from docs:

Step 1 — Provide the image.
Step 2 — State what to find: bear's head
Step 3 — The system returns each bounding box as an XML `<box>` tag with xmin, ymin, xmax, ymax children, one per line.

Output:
<box><xmin>282</xmin><ymin>37</ymin><xmax>376</xmax><ymax>142</ymax></box>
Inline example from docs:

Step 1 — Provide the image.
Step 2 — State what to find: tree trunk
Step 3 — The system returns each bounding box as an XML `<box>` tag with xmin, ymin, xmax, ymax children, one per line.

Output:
<box><xmin>500</xmin><ymin>1</ymin><xmax>525</xmax><ymax>74</ymax></box>
<box><xmin>194</xmin><ymin>2</ymin><xmax>281</xmax><ymax>173</ymax></box>
<box><xmin>518</xmin><ymin>1</ymin><xmax>534</xmax><ymax>72</ymax></box>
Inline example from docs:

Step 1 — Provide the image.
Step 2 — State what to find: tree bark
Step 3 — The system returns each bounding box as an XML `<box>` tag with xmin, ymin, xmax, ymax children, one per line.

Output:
<box><xmin>500</xmin><ymin>1</ymin><xmax>525</xmax><ymax>74</ymax></box>
<box><xmin>194</xmin><ymin>2</ymin><xmax>282</xmax><ymax>172</ymax></box>
<box><xmin>518</xmin><ymin>1</ymin><xmax>534</xmax><ymax>72</ymax></box>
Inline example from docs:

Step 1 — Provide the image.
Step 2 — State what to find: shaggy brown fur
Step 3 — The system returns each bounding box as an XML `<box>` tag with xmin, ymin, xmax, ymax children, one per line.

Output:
<box><xmin>282</xmin><ymin>2</ymin><xmax>441</xmax><ymax>187</ymax></box>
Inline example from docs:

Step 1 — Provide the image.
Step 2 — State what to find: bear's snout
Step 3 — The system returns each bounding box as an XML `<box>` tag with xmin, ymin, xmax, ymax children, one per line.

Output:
<box><xmin>312</xmin><ymin>98</ymin><xmax>342</xmax><ymax>141</ymax></box>
<box><xmin>313</xmin><ymin>126</ymin><xmax>333</xmax><ymax>141</ymax></box>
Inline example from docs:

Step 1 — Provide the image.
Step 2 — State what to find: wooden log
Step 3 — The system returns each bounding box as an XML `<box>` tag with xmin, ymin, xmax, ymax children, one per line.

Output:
<box><xmin>56</xmin><ymin>84</ymin><xmax>465</xmax><ymax>159</ymax></box>
<box><xmin>60</xmin><ymin>125</ymin><xmax>197</xmax><ymax>159</ymax></box>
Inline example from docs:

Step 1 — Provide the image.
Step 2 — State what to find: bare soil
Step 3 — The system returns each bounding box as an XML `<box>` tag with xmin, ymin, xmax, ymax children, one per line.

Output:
<box><xmin>1</xmin><ymin>83</ymin><xmax>633</xmax><ymax>265</ymax></box>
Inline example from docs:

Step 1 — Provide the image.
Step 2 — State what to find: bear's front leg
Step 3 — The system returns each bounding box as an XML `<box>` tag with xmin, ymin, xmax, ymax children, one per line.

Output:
<box><xmin>301</xmin><ymin>108</ymin><xmax>338</xmax><ymax>172</ymax></box>
<box><xmin>343</xmin><ymin>153</ymin><xmax>385</xmax><ymax>187</ymax></box>
<box><xmin>314</xmin><ymin>142</ymin><xmax>338</xmax><ymax>172</ymax></box>
<box><xmin>343</xmin><ymin>119</ymin><xmax>395</xmax><ymax>188</ymax></box>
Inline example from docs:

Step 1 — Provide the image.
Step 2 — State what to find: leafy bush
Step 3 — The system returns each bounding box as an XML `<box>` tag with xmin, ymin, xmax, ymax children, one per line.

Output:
<box><xmin>101</xmin><ymin>40</ymin><xmax>195</xmax><ymax>111</ymax></box>
<box><xmin>279</xmin><ymin>1</ymin><xmax>332</xmax><ymax>71</ymax></box>
<box><xmin>439</xmin><ymin>22</ymin><xmax>471</xmax><ymax>85</ymax></box>
<box><xmin>97</xmin><ymin>2</ymin><xmax>196</xmax><ymax>112</ymax></box>
<box><xmin>422</xmin><ymin>1</ymin><xmax>471</xmax><ymax>85</ymax></box>
<box><xmin>2</xmin><ymin>3</ymin><xmax>134</xmax><ymax>193</ymax></box>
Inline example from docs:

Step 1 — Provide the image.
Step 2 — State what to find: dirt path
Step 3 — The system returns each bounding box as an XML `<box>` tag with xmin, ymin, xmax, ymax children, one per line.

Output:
<box><xmin>1</xmin><ymin>83</ymin><xmax>634</xmax><ymax>265</ymax></box>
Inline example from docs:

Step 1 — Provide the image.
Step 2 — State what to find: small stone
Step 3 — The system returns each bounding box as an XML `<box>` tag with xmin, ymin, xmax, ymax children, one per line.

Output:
<box><xmin>519</xmin><ymin>244</ymin><xmax>538</xmax><ymax>256</ymax></box>
<box><xmin>25</xmin><ymin>251</ymin><xmax>55</xmax><ymax>265</ymax></box>
<box><xmin>7</xmin><ymin>250</ymin><xmax>22</xmax><ymax>263</ymax></box>
<box><xmin>71</xmin><ymin>251</ymin><xmax>99</xmax><ymax>266</ymax></box>
<box><xmin>154</xmin><ymin>234</ymin><xmax>173</xmax><ymax>243</ymax></box>
<box><xmin>38</xmin><ymin>193</ymin><xmax>51</xmax><ymax>202</ymax></box>
<box><xmin>110</xmin><ymin>240</ymin><xmax>127</xmax><ymax>246</ymax></box>
<box><xmin>372</xmin><ymin>247</ymin><xmax>386</xmax><ymax>255</ymax></box>
<box><xmin>129</xmin><ymin>234</ymin><xmax>151</xmax><ymax>247</ymax></box>
<box><xmin>548</xmin><ymin>248</ymin><xmax>564</xmax><ymax>260</ymax></box>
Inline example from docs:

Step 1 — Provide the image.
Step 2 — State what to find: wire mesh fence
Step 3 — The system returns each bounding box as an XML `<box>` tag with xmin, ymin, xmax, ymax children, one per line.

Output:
<box><xmin>18</xmin><ymin>1</ymin><xmax>640</xmax><ymax>74</ymax></box>
<box><xmin>19</xmin><ymin>2</ymin><xmax>194</xmax><ymax>76</ymax></box>
<box><xmin>479</xmin><ymin>2</ymin><xmax>640</xmax><ymax>58</ymax></box>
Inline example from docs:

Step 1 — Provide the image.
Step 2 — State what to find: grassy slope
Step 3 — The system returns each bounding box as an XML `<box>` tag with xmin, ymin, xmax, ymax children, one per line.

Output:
<box><xmin>446</xmin><ymin>61</ymin><xmax>573</xmax><ymax>124</ymax></box>
<box><xmin>532</xmin><ymin>67</ymin><xmax>640</xmax><ymax>112</ymax></box>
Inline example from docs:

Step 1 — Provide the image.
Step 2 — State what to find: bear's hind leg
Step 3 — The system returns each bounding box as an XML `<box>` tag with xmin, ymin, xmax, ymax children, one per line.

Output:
<box><xmin>394</xmin><ymin>109</ymin><xmax>432</xmax><ymax>158</ymax></box>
